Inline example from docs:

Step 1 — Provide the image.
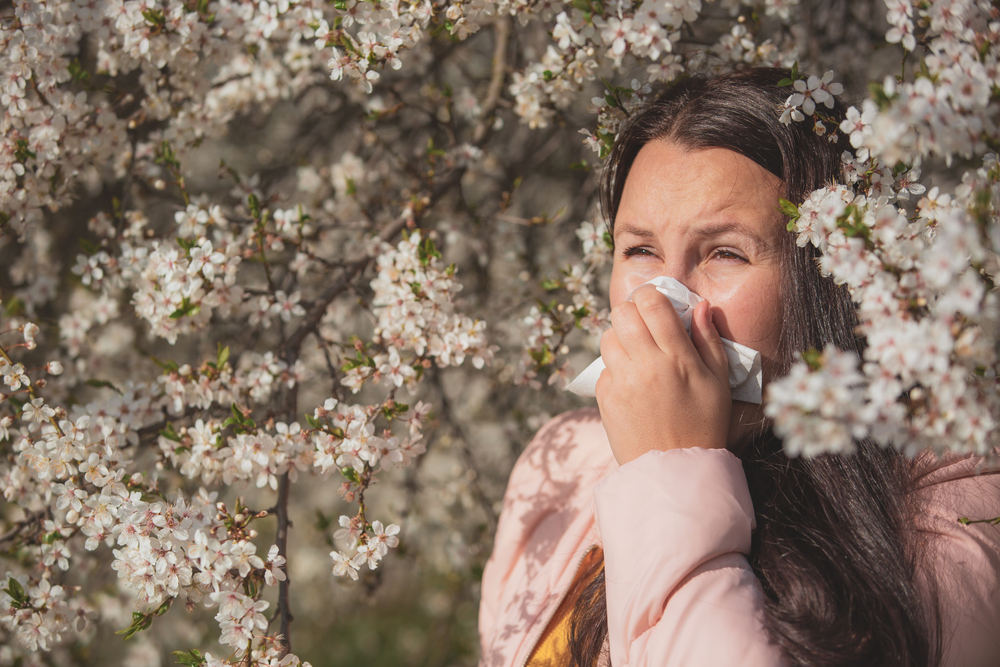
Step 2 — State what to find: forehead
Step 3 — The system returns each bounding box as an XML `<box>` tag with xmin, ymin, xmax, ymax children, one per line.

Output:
<box><xmin>615</xmin><ymin>141</ymin><xmax>784</xmax><ymax>239</ymax></box>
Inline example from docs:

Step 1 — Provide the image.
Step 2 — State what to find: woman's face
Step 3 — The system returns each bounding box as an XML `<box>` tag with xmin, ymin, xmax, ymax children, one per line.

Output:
<box><xmin>609</xmin><ymin>140</ymin><xmax>785</xmax><ymax>439</ymax></box>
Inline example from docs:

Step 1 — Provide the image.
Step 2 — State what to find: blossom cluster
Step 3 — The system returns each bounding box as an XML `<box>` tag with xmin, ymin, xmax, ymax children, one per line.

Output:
<box><xmin>516</xmin><ymin>220</ymin><xmax>611</xmax><ymax>389</ymax></box>
<box><xmin>763</xmin><ymin>0</ymin><xmax>1000</xmax><ymax>458</ymax></box>
<box><xmin>362</xmin><ymin>230</ymin><xmax>494</xmax><ymax>391</ymax></box>
<box><xmin>769</xmin><ymin>151</ymin><xmax>999</xmax><ymax>457</ymax></box>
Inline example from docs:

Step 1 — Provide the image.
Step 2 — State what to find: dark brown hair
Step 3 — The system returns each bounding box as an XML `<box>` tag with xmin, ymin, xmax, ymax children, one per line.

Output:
<box><xmin>569</xmin><ymin>68</ymin><xmax>941</xmax><ymax>667</ymax></box>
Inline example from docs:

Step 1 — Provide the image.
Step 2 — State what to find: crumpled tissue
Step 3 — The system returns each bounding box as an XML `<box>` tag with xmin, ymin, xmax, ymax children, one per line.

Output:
<box><xmin>565</xmin><ymin>276</ymin><xmax>763</xmax><ymax>403</ymax></box>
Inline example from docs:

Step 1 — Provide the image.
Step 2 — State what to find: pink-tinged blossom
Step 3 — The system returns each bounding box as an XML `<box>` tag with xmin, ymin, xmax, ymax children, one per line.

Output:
<box><xmin>264</xmin><ymin>545</ymin><xmax>287</xmax><ymax>586</ymax></box>
<box><xmin>330</xmin><ymin>550</ymin><xmax>359</xmax><ymax>580</ymax></box>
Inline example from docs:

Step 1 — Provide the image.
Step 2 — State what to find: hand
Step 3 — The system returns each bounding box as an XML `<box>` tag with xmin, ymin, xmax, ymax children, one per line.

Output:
<box><xmin>595</xmin><ymin>285</ymin><xmax>732</xmax><ymax>466</ymax></box>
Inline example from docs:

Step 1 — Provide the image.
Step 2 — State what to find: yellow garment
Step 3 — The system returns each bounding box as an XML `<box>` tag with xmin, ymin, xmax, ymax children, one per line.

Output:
<box><xmin>525</xmin><ymin>547</ymin><xmax>604</xmax><ymax>667</ymax></box>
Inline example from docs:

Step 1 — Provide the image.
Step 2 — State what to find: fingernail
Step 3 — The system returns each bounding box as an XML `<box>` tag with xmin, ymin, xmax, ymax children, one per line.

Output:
<box><xmin>707</xmin><ymin>307</ymin><xmax>713</xmax><ymax>324</ymax></box>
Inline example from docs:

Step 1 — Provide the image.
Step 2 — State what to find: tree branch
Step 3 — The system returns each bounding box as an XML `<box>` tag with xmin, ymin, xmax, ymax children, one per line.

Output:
<box><xmin>274</xmin><ymin>471</ymin><xmax>293</xmax><ymax>656</ymax></box>
<box><xmin>473</xmin><ymin>17</ymin><xmax>511</xmax><ymax>145</ymax></box>
<box><xmin>0</xmin><ymin>510</ymin><xmax>44</xmax><ymax>546</ymax></box>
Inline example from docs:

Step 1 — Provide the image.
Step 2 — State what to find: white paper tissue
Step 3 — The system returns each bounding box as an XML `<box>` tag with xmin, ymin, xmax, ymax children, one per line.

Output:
<box><xmin>565</xmin><ymin>276</ymin><xmax>763</xmax><ymax>403</ymax></box>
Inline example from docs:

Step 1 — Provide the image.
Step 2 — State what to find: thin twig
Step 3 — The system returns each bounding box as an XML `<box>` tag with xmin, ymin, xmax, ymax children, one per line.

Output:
<box><xmin>0</xmin><ymin>510</ymin><xmax>44</xmax><ymax>546</ymax></box>
<box><xmin>473</xmin><ymin>17</ymin><xmax>511</xmax><ymax>145</ymax></box>
<box><xmin>275</xmin><ymin>471</ymin><xmax>293</xmax><ymax>655</ymax></box>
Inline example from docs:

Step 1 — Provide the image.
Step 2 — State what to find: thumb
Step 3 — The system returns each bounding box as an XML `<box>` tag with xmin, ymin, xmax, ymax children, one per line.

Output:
<box><xmin>691</xmin><ymin>301</ymin><xmax>730</xmax><ymax>389</ymax></box>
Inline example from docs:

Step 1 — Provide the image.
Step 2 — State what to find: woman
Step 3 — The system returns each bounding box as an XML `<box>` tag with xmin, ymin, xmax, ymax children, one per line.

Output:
<box><xmin>478</xmin><ymin>69</ymin><xmax>1000</xmax><ymax>667</ymax></box>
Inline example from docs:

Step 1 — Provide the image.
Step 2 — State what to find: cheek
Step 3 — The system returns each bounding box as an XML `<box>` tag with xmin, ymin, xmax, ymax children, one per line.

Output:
<box><xmin>609</xmin><ymin>261</ymin><xmax>662</xmax><ymax>309</ymax></box>
<box><xmin>608</xmin><ymin>263</ymin><xmax>630</xmax><ymax>309</ymax></box>
<box><xmin>711</xmin><ymin>285</ymin><xmax>783</xmax><ymax>357</ymax></box>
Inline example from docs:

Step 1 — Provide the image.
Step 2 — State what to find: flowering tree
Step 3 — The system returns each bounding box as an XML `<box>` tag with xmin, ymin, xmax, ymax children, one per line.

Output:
<box><xmin>0</xmin><ymin>0</ymin><xmax>997</xmax><ymax>665</ymax></box>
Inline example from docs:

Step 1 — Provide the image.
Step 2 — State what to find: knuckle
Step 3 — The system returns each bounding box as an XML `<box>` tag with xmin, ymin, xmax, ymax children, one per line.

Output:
<box><xmin>600</xmin><ymin>327</ymin><xmax>615</xmax><ymax>346</ymax></box>
<box><xmin>595</xmin><ymin>369</ymin><xmax>610</xmax><ymax>393</ymax></box>
<box><xmin>609</xmin><ymin>301</ymin><xmax>634</xmax><ymax>323</ymax></box>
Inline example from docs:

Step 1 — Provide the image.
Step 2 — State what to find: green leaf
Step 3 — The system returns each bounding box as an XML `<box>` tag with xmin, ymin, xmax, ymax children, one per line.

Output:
<box><xmin>801</xmin><ymin>348</ymin><xmax>823</xmax><ymax>370</ymax></box>
<box><xmin>85</xmin><ymin>378</ymin><xmax>123</xmax><ymax>394</ymax></box>
<box><xmin>169</xmin><ymin>296</ymin><xmax>200</xmax><ymax>319</ymax></box>
<box><xmin>602</xmin><ymin>231</ymin><xmax>614</xmax><ymax>250</ymax></box>
<box><xmin>529</xmin><ymin>344</ymin><xmax>554</xmax><ymax>368</ymax></box>
<box><xmin>176</xmin><ymin>237</ymin><xmax>197</xmax><ymax>255</ymax></box>
<box><xmin>14</xmin><ymin>139</ymin><xmax>37</xmax><ymax>163</ymax></box>
<box><xmin>535</xmin><ymin>298</ymin><xmax>558</xmax><ymax>314</ymax></box>
<box><xmin>159</xmin><ymin>423</ymin><xmax>183</xmax><ymax>443</ymax></box>
<box><xmin>68</xmin><ymin>59</ymin><xmax>91</xmax><ymax>84</ymax></box>
<box><xmin>305</xmin><ymin>414</ymin><xmax>322</xmax><ymax>429</ymax></box>
<box><xmin>141</xmin><ymin>8</ymin><xmax>166</xmax><ymax>27</ymax></box>
<box><xmin>315</xmin><ymin>509</ymin><xmax>333</xmax><ymax>531</ymax></box>
<box><xmin>778</xmin><ymin>198</ymin><xmax>800</xmax><ymax>221</ymax></box>
<box><xmin>216</xmin><ymin>343</ymin><xmax>230</xmax><ymax>369</ymax></box>
<box><xmin>417</xmin><ymin>236</ymin><xmax>441</xmax><ymax>267</ymax></box>
<box><xmin>868</xmin><ymin>81</ymin><xmax>894</xmax><ymax>110</ymax></box>
<box><xmin>79</xmin><ymin>238</ymin><xmax>100</xmax><ymax>254</ymax></box>
<box><xmin>173</xmin><ymin>649</ymin><xmax>206</xmax><ymax>667</ymax></box>
<box><xmin>116</xmin><ymin>611</ymin><xmax>154</xmax><ymax>640</ymax></box>
<box><xmin>154</xmin><ymin>140</ymin><xmax>180</xmax><ymax>170</ymax></box>
<box><xmin>3</xmin><ymin>577</ymin><xmax>27</xmax><ymax>607</ymax></box>
<box><xmin>151</xmin><ymin>356</ymin><xmax>180</xmax><ymax>373</ymax></box>
<box><xmin>3</xmin><ymin>296</ymin><xmax>24</xmax><ymax>317</ymax></box>
<box><xmin>568</xmin><ymin>160</ymin><xmax>589</xmax><ymax>171</ymax></box>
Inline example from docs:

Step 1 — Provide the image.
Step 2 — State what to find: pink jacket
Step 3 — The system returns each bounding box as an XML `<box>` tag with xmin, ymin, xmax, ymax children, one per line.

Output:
<box><xmin>478</xmin><ymin>408</ymin><xmax>1000</xmax><ymax>667</ymax></box>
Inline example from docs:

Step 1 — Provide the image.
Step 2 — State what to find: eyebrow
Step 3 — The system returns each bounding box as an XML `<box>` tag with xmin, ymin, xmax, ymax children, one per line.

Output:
<box><xmin>613</xmin><ymin>223</ymin><xmax>656</xmax><ymax>239</ymax></box>
<box><xmin>692</xmin><ymin>222</ymin><xmax>771</xmax><ymax>254</ymax></box>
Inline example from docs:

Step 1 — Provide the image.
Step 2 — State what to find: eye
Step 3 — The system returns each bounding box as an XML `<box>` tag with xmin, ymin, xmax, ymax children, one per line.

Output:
<box><xmin>711</xmin><ymin>248</ymin><xmax>748</xmax><ymax>263</ymax></box>
<box><xmin>622</xmin><ymin>245</ymin><xmax>656</xmax><ymax>258</ymax></box>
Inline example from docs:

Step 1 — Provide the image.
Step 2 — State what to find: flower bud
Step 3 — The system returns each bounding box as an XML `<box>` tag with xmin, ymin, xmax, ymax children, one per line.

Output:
<box><xmin>46</xmin><ymin>361</ymin><xmax>64</xmax><ymax>375</ymax></box>
<box><xmin>22</xmin><ymin>323</ymin><xmax>39</xmax><ymax>349</ymax></box>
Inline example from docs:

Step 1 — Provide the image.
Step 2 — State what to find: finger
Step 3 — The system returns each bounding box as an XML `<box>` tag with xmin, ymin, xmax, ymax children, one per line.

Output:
<box><xmin>600</xmin><ymin>326</ymin><xmax>629</xmax><ymax>368</ymax></box>
<box><xmin>630</xmin><ymin>284</ymin><xmax>696</xmax><ymax>357</ymax></box>
<box><xmin>595</xmin><ymin>365</ymin><xmax>611</xmax><ymax>403</ymax></box>
<box><xmin>690</xmin><ymin>300</ymin><xmax>730</xmax><ymax>389</ymax></box>
<box><xmin>608</xmin><ymin>299</ymin><xmax>658</xmax><ymax>358</ymax></box>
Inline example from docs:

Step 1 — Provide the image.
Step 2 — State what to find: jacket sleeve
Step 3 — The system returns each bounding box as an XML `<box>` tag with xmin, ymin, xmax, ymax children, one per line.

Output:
<box><xmin>479</xmin><ymin>408</ymin><xmax>615</xmax><ymax>665</ymax></box>
<box><xmin>594</xmin><ymin>447</ymin><xmax>786</xmax><ymax>667</ymax></box>
<box><xmin>912</xmin><ymin>454</ymin><xmax>1000</xmax><ymax>666</ymax></box>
